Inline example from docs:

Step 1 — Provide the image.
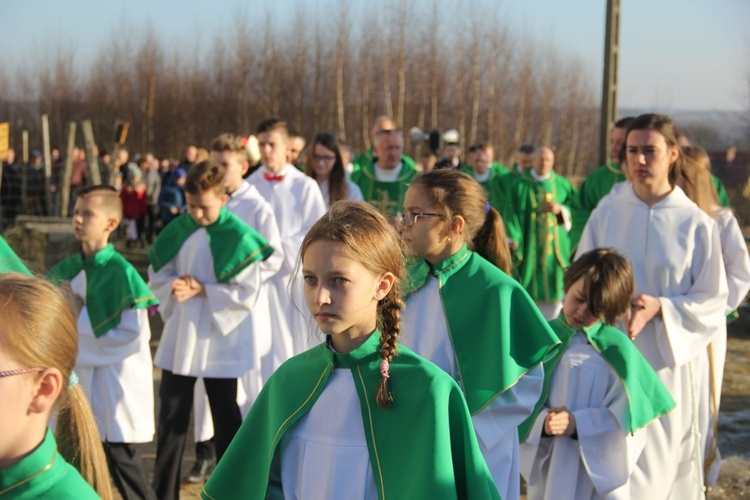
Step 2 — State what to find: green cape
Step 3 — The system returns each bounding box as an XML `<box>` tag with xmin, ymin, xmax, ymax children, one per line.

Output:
<box><xmin>350</xmin><ymin>158</ymin><xmax>419</xmax><ymax>217</ymax></box>
<box><xmin>202</xmin><ymin>331</ymin><xmax>500</xmax><ymax>500</ymax></box>
<box><xmin>570</xmin><ymin>162</ymin><xmax>626</xmax><ymax>252</ymax></box>
<box><xmin>460</xmin><ymin>163</ymin><xmax>509</xmax><ymax>211</ymax></box>
<box><xmin>0</xmin><ymin>428</ymin><xmax>99</xmax><ymax>499</ymax></box>
<box><xmin>148</xmin><ymin>207</ymin><xmax>273</xmax><ymax>283</ymax></box>
<box><xmin>519</xmin><ymin>315</ymin><xmax>676</xmax><ymax>441</ymax></box>
<box><xmin>48</xmin><ymin>244</ymin><xmax>158</xmax><ymax>338</ymax></box>
<box><xmin>711</xmin><ymin>174</ymin><xmax>731</xmax><ymax>208</ymax></box>
<box><xmin>404</xmin><ymin>245</ymin><xmax>561</xmax><ymax>414</ymax></box>
<box><xmin>0</xmin><ymin>236</ymin><xmax>31</xmax><ymax>275</ymax></box>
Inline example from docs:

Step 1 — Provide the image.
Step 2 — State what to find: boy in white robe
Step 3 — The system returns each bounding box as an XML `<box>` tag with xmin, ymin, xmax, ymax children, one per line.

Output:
<box><xmin>247</xmin><ymin>118</ymin><xmax>327</xmax><ymax>358</ymax></box>
<box><xmin>148</xmin><ymin>161</ymin><xmax>274</xmax><ymax>500</ymax></box>
<box><xmin>48</xmin><ymin>185</ymin><xmax>159</xmax><ymax>500</ymax></box>
<box><xmin>520</xmin><ymin>248</ymin><xmax>675</xmax><ymax>500</ymax></box>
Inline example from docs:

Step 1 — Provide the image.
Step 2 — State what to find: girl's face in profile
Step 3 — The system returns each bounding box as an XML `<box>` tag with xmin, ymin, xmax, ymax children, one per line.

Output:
<box><xmin>400</xmin><ymin>184</ymin><xmax>451</xmax><ymax>265</ymax></box>
<box><xmin>302</xmin><ymin>240</ymin><xmax>392</xmax><ymax>351</ymax></box>
<box><xmin>0</xmin><ymin>341</ymin><xmax>38</xmax><ymax>469</ymax></box>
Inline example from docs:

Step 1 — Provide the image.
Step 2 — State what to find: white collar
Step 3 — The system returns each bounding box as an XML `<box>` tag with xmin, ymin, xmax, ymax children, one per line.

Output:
<box><xmin>529</xmin><ymin>169</ymin><xmax>552</xmax><ymax>182</ymax></box>
<box><xmin>373</xmin><ymin>161</ymin><xmax>403</xmax><ymax>182</ymax></box>
<box><xmin>473</xmin><ymin>169</ymin><xmax>490</xmax><ymax>182</ymax></box>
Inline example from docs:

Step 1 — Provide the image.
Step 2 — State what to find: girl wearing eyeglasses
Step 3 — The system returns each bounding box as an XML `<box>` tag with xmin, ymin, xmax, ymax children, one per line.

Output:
<box><xmin>0</xmin><ymin>274</ymin><xmax>111</xmax><ymax>499</ymax></box>
<box><xmin>305</xmin><ymin>132</ymin><xmax>364</xmax><ymax>206</ymax></box>
<box><xmin>399</xmin><ymin>169</ymin><xmax>561</xmax><ymax>500</ymax></box>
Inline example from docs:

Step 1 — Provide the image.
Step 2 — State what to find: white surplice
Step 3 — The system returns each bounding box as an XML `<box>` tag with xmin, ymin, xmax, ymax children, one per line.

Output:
<box><xmin>193</xmin><ymin>180</ymin><xmax>285</xmax><ymax>442</ymax></box>
<box><xmin>318</xmin><ymin>178</ymin><xmax>364</xmax><ymax>205</ymax></box>
<box><xmin>70</xmin><ymin>271</ymin><xmax>155</xmax><ymax>443</ymax></box>
<box><xmin>401</xmin><ymin>276</ymin><xmax>543</xmax><ymax>500</ymax></box>
<box><xmin>148</xmin><ymin>228</ymin><xmax>264</xmax><ymax>378</ymax></box>
<box><xmin>270</xmin><ymin>368</ymin><xmax>377</xmax><ymax>499</ymax></box>
<box><xmin>248</xmin><ymin>165</ymin><xmax>327</xmax><ymax>360</ymax></box>
<box><xmin>577</xmin><ymin>185</ymin><xmax>728</xmax><ymax>499</ymax></box>
<box><xmin>519</xmin><ymin>333</ymin><xmax>647</xmax><ymax>500</ymax></box>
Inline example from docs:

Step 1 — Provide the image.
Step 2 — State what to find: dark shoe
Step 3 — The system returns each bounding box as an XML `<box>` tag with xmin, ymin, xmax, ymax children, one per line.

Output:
<box><xmin>185</xmin><ymin>458</ymin><xmax>215</xmax><ymax>484</ymax></box>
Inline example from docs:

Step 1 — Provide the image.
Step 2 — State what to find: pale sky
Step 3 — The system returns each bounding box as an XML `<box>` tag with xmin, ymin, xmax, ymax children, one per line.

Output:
<box><xmin>3</xmin><ymin>0</ymin><xmax>748</xmax><ymax>112</ymax></box>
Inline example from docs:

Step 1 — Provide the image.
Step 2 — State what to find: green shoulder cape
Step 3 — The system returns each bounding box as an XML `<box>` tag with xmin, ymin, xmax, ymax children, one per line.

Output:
<box><xmin>0</xmin><ymin>428</ymin><xmax>99</xmax><ymax>499</ymax></box>
<box><xmin>148</xmin><ymin>207</ymin><xmax>273</xmax><ymax>283</ymax></box>
<box><xmin>48</xmin><ymin>244</ymin><xmax>158</xmax><ymax>338</ymax></box>
<box><xmin>460</xmin><ymin>163</ymin><xmax>509</xmax><ymax>211</ymax></box>
<box><xmin>350</xmin><ymin>158</ymin><xmax>419</xmax><ymax>217</ymax></box>
<box><xmin>519</xmin><ymin>315</ymin><xmax>676</xmax><ymax>441</ymax></box>
<box><xmin>570</xmin><ymin>162</ymin><xmax>626</xmax><ymax>251</ymax></box>
<box><xmin>711</xmin><ymin>174</ymin><xmax>731</xmax><ymax>208</ymax></box>
<box><xmin>0</xmin><ymin>236</ymin><xmax>31</xmax><ymax>275</ymax></box>
<box><xmin>202</xmin><ymin>331</ymin><xmax>500</xmax><ymax>500</ymax></box>
<box><xmin>404</xmin><ymin>245</ymin><xmax>560</xmax><ymax>414</ymax></box>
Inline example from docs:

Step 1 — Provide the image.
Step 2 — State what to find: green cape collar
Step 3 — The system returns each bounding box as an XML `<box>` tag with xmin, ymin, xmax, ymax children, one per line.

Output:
<box><xmin>148</xmin><ymin>207</ymin><xmax>273</xmax><ymax>283</ymax></box>
<box><xmin>329</xmin><ymin>330</ymin><xmax>382</xmax><ymax>369</ymax></box>
<box><xmin>48</xmin><ymin>244</ymin><xmax>158</xmax><ymax>338</ymax></box>
<box><xmin>0</xmin><ymin>429</ymin><xmax>56</xmax><ymax>496</ymax></box>
<box><xmin>0</xmin><ymin>237</ymin><xmax>31</xmax><ymax>275</ymax></box>
<box><xmin>519</xmin><ymin>315</ymin><xmax>676</xmax><ymax>440</ymax></box>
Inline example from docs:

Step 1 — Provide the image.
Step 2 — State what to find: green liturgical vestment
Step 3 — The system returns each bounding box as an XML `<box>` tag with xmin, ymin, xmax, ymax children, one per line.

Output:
<box><xmin>503</xmin><ymin>172</ymin><xmax>575</xmax><ymax>301</ymax></box>
<box><xmin>201</xmin><ymin>331</ymin><xmax>500</xmax><ymax>500</ymax></box>
<box><xmin>405</xmin><ymin>245</ymin><xmax>561</xmax><ymax>414</ymax></box>
<box><xmin>461</xmin><ymin>163</ymin><xmax>509</xmax><ymax>211</ymax></box>
<box><xmin>0</xmin><ymin>429</ymin><xmax>99</xmax><ymax>499</ymax></box>
<box><xmin>48</xmin><ymin>243</ymin><xmax>158</xmax><ymax>337</ymax></box>
<box><xmin>519</xmin><ymin>315</ymin><xmax>676</xmax><ymax>441</ymax></box>
<box><xmin>350</xmin><ymin>159</ymin><xmax>419</xmax><ymax>218</ymax></box>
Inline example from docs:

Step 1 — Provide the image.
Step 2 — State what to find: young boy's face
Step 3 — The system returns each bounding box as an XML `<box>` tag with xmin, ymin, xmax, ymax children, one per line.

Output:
<box><xmin>186</xmin><ymin>189</ymin><xmax>228</xmax><ymax>226</ymax></box>
<box><xmin>562</xmin><ymin>278</ymin><xmax>599</xmax><ymax>329</ymax></box>
<box><xmin>210</xmin><ymin>150</ymin><xmax>248</xmax><ymax>193</ymax></box>
<box><xmin>73</xmin><ymin>195</ymin><xmax>117</xmax><ymax>243</ymax></box>
<box><xmin>258</xmin><ymin>130</ymin><xmax>289</xmax><ymax>172</ymax></box>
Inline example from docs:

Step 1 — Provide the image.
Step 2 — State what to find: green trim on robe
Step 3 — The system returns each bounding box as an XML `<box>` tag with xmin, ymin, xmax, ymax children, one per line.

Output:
<box><xmin>201</xmin><ymin>330</ymin><xmax>500</xmax><ymax>500</ymax></box>
<box><xmin>460</xmin><ymin>163</ymin><xmax>509</xmax><ymax>211</ymax></box>
<box><xmin>0</xmin><ymin>428</ymin><xmax>99</xmax><ymax>499</ymax></box>
<box><xmin>350</xmin><ymin>159</ymin><xmax>419</xmax><ymax>217</ymax></box>
<box><xmin>502</xmin><ymin>171</ymin><xmax>575</xmax><ymax>300</ymax></box>
<box><xmin>711</xmin><ymin>174</ymin><xmax>731</xmax><ymax>208</ymax></box>
<box><xmin>148</xmin><ymin>207</ymin><xmax>273</xmax><ymax>283</ymax></box>
<box><xmin>404</xmin><ymin>244</ymin><xmax>561</xmax><ymax>414</ymax></box>
<box><xmin>0</xmin><ymin>236</ymin><xmax>31</xmax><ymax>275</ymax></box>
<box><xmin>48</xmin><ymin>244</ymin><xmax>158</xmax><ymax>338</ymax></box>
<box><xmin>351</xmin><ymin>148</ymin><xmax>375</xmax><ymax>174</ymax></box>
<box><xmin>570</xmin><ymin>162</ymin><xmax>626</xmax><ymax>251</ymax></box>
<box><xmin>519</xmin><ymin>315</ymin><xmax>676</xmax><ymax>441</ymax></box>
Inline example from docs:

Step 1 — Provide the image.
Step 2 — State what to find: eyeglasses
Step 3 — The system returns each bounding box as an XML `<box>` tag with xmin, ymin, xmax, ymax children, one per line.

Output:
<box><xmin>312</xmin><ymin>155</ymin><xmax>337</xmax><ymax>163</ymax></box>
<box><xmin>396</xmin><ymin>210</ymin><xmax>442</xmax><ymax>228</ymax></box>
<box><xmin>0</xmin><ymin>367</ymin><xmax>44</xmax><ymax>379</ymax></box>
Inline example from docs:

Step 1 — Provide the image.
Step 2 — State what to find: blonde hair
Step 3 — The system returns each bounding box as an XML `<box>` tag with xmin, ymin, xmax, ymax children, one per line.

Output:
<box><xmin>300</xmin><ymin>201</ymin><xmax>405</xmax><ymax>409</ymax></box>
<box><xmin>679</xmin><ymin>145</ymin><xmax>718</xmax><ymax>218</ymax></box>
<box><xmin>0</xmin><ymin>274</ymin><xmax>112</xmax><ymax>499</ymax></box>
<box><xmin>76</xmin><ymin>185</ymin><xmax>123</xmax><ymax>221</ymax></box>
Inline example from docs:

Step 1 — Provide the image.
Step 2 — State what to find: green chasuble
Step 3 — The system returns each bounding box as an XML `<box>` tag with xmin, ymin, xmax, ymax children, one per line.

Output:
<box><xmin>502</xmin><ymin>171</ymin><xmax>575</xmax><ymax>301</ymax></box>
<box><xmin>570</xmin><ymin>162</ymin><xmax>626</xmax><ymax>251</ymax></box>
<box><xmin>0</xmin><ymin>236</ymin><xmax>31</xmax><ymax>275</ymax></box>
<box><xmin>519</xmin><ymin>316</ymin><xmax>676</xmax><ymax>441</ymax></box>
<box><xmin>350</xmin><ymin>159</ymin><xmax>419</xmax><ymax>218</ymax></box>
<box><xmin>48</xmin><ymin>244</ymin><xmax>158</xmax><ymax>338</ymax></box>
<box><xmin>460</xmin><ymin>163</ymin><xmax>509</xmax><ymax>211</ymax></box>
<box><xmin>202</xmin><ymin>331</ymin><xmax>500</xmax><ymax>500</ymax></box>
<box><xmin>712</xmin><ymin>174</ymin><xmax>731</xmax><ymax>208</ymax></box>
<box><xmin>404</xmin><ymin>245</ymin><xmax>560</xmax><ymax>414</ymax></box>
<box><xmin>148</xmin><ymin>207</ymin><xmax>273</xmax><ymax>282</ymax></box>
<box><xmin>0</xmin><ymin>428</ymin><xmax>99</xmax><ymax>499</ymax></box>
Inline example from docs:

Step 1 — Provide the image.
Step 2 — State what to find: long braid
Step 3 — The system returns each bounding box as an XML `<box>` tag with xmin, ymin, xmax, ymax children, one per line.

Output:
<box><xmin>376</xmin><ymin>289</ymin><xmax>403</xmax><ymax>408</ymax></box>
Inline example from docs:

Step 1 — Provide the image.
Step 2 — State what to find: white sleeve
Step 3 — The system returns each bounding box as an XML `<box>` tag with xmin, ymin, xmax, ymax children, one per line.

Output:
<box><xmin>718</xmin><ymin>211</ymin><xmax>750</xmax><ymax>312</ymax></box>
<box><xmin>254</xmin><ymin>205</ymin><xmax>285</xmax><ymax>284</ymax></box>
<box><xmin>280</xmin><ymin>183</ymin><xmax>327</xmax><ymax>275</ymax></box>
<box><xmin>574</xmin><ymin>204</ymin><xmax>602</xmax><ymax>259</ymax></box>
<box><xmin>658</xmin><ymin>221</ymin><xmax>728</xmax><ymax>368</ymax></box>
<box><xmin>348</xmin><ymin>180</ymin><xmax>364</xmax><ymax>202</ymax></box>
<box><xmin>559</xmin><ymin>205</ymin><xmax>572</xmax><ymax>232</ymax></box>
<box><xmin>204</xmin><ymin>262</ymin><xmax>263</xmax><ymax>336</ymax></box>
<box><xmin>148</xmin><ymin>261</ymin><xmax>179</xmax><ymax>323</ymax></box>
<box><xmin>76</xmin><ymin>307</ymin><xmax>146</xmax><ymax>367</ymax></box>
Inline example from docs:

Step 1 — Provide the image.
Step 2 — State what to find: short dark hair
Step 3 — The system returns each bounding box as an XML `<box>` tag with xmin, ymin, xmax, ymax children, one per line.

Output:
<box><xmin>76</xmin><ymin>185</ymin><xmax>123</xmax><ymax>220</ymax></box>
<box><xmin>468</xmin><ymin>143</ymin><xmax>487</xmax><ymax>154</ymax></box>
<box><xmin>518</xmin><ymin>144</ymin><xmax>535</xmax><ymax>155</ymax></box>
<box><xmin>184</xmin><ymin>160</ymin><xmax>226</xmax><ymax>196</ymax></box>
<box><xmin>614</xmin><ymin>116</ymin><xmax>636</xmax><ymax>129</ymax></box>
<box><xmin>256</xmin><ymin>118</ymin><xmax>290</xmax><ymax>139</ymax></box>
<box><xmin>565</xmin><ymin>248</ymin><xmax>634</xmax><ymax>325</ymax></box>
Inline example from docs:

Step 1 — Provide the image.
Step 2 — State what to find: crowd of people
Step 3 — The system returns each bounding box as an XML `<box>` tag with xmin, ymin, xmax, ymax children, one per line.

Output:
<box><xmin>0</xmin><ymin>112</ymin><xmax>748</xmax><ymax>500</ymax></box>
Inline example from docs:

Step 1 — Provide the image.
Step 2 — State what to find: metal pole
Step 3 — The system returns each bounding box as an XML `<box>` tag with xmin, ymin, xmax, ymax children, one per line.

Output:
<box><xmin>599</xmin><ymin>0</ymin><xmax>621</xmax><ymax>167</ymax></box>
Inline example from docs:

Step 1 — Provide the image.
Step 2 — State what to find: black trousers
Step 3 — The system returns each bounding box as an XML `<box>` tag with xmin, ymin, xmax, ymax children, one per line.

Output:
<box><xmin>103</xmin><ymin>441</ymin><xmax>156</xmax><ymax>500</ymax></box>
<box><xmin>152</xmin><ymin>370</ymin><xmax>242</xmax><ymax>500</ymax></box>
<box><xmin>145</xmin><ymin>204</ymin><xmax>160</xmax><ymax>242</ymax></box>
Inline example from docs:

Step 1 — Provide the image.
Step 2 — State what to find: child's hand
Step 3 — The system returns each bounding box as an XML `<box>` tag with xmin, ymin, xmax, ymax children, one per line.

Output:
<box><xmin>544</xmin><ymin>407</ymin><xmax>576</xmax><ymax>436</ymax></box>
<box><xmin>172</xmin><ymin>275</ymin><xmax>206</xmax><ymax>302</ymax></box>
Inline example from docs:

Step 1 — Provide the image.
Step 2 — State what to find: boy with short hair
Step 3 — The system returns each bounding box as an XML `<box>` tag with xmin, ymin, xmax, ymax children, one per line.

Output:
<box><xmin>48</xmin><ymin>185</ymin><xmax>159</xmax><ymax>500</ymax></box>
<box><xmin>148</xmin><ymin>161</ymin><xmax>274</xmax><ymax>500</ymax></box>
<box><xmin>247</xmin><ymin>118</ymin><xmax>327</xmax><ymax>358</ymax></box>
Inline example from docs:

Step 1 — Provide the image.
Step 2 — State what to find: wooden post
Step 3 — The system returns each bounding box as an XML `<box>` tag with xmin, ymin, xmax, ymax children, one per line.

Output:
<box><xmin>599</xmin><ymin>0</ymin><xmax>621</xmax><ymax>167</ymax></box>
<box><xmin>60</xmin><ymin>122</ymin><xmax>76</xmax><ymax>217</ymax></box>
<box><xmin>41</xmin><ymin>115</ymin><xmax>53</xmax><ymax>215</ymax></box>
<box><xmin>81</xmin><ymin>120</ymin><xmax>102</xmax><ymax>185</ymax></box>
<box><xmin>21</xmin><ymin>130</ymin><xmax>28</xmax><ymax>210</ymax></box>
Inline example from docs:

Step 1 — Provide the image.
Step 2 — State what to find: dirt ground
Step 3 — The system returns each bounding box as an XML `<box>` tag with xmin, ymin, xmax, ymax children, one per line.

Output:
<box><xmin>118</xmin><ymin>246</ymin><xmax>750</xmax><ymax>499</ymax></box>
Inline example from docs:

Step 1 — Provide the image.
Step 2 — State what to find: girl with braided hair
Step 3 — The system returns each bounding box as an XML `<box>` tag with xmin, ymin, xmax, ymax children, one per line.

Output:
<box><xmin>202</xmin><ymin>201</ymin><xmax>499</xmax><ymax>500</ymax></box>
<box><xmin>399</xmin><ymin>169</ymin><xmax>561</xmax><ymax>500</ymax></box>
